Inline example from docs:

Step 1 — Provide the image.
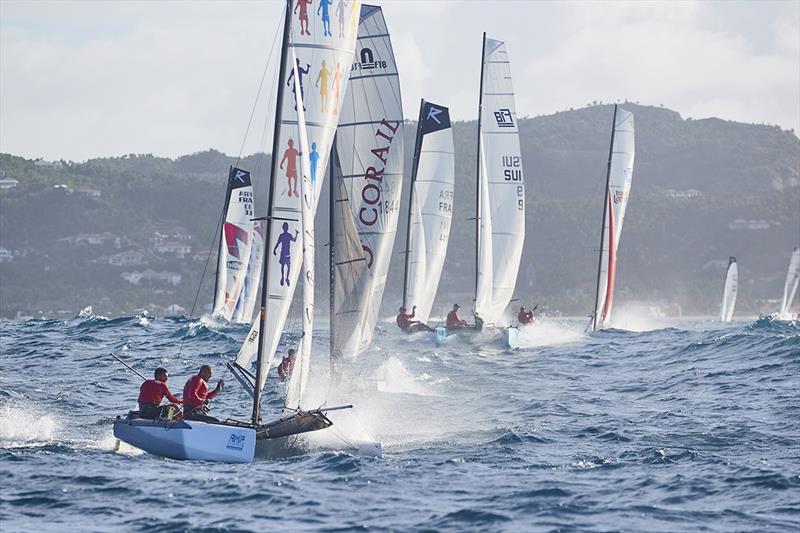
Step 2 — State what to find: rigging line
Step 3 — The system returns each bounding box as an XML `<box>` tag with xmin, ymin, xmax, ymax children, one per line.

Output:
<box><xmin>235</xmin><ymin>12</ymin><xmax>284</xmax><ymax>168</ymax></box>
<box><xmin>178</xmin><ymin>206</ymin><xmax>226</xmax><ymax>358</ymax></box>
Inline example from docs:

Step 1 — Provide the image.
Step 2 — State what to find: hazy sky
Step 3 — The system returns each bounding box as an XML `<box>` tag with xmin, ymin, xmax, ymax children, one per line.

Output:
<box><xmin>1</xmin><ymin>0</ymin><xmax>798</xmax><ymax>162</ymax></box>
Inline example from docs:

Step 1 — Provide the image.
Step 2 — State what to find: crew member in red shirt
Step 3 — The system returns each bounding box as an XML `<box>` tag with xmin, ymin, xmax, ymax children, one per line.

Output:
<box><xmin>446</xmin><ymin>304</ymin><xmax>469</xmax><ymax>330</ymax></box>
<box><xmin>183</xmin><ymin>364</ymin><xmax>224</xmax><ymax>422</ymax></box>
<box><xmin>396</xmin><ymin>305</ymin><xmax>434</xmax><ymax>334</ymax></box>
<box><xmin>518</xmin><ymin>305</ymin><xmax>536</xmax><ymax>326</ymax></box>
<box><xmin>138</xmin><ymin>367</ymin><xmax>182</xmax><ymax>419</ymax></box>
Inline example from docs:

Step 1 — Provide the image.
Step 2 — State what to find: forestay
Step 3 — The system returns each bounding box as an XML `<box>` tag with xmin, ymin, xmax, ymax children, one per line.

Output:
<box><xmin>592</xmin><ymin>106</ymin><xmax>635</xmax><ymax>331</ymax></box>
<box><xmin>474</xmin><ymin>36</ymin><xmax>525</xmax><ymax>326</ymax></box>
<box><xmin>213</xmin><ymin>168</ymin><xmax>254</xmax><ymax>323</ymax></box>
<box><xmin>334</xmin><ymin>4</ymin><xmax>403</xmax><ymax>357</ymax></box>
<box><xmin>780</xmin><ymin>248</ymin><xmax>800</xmax><ymax>317</ymax></box>
<box><xmin>233</xmin><ymin>0</ymin><xmax>361</xmax><ymax>398</ymax></box>
<box><xmin>403</xmin><ymin>100</ymin><xmax>454</xmax><ymax>323</ymax></box>
<box><xmin>721</xmin><ymin>257</ymin><xmax>738</xmax><ymax>322</ymax></box>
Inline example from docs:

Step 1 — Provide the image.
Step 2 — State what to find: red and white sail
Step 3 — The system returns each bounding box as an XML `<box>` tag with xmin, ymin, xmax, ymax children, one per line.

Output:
<box><xmin>592</xmin><ymin>106</ymin><xmax>635</xmax><ymax>330</ymax></box>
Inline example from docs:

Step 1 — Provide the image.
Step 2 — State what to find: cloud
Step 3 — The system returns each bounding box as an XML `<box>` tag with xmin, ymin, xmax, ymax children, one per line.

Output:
<box><xmin>0</xmin><ymin>0</ymin><xmax>797</xmax><ymax>161</ymax></box>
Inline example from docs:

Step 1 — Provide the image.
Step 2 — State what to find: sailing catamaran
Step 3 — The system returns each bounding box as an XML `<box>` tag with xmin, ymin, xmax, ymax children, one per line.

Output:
<box><xmin>779</xmin><ymin>248</ymin><xmax>800</xmax><ymax>318</ymax></box>
<box><xmin>211</xmin><ymin>167</ymin><xmax>259</xmax><ymax>323</ymax></box>
<box><xmin>114</xmin><ymin>0</ymin><xmax>363</xmax><ymax>463</ymax></box>
<box><xmin>436</xmin><ymin>33</ymin><xmax>525</xmax><ymax>348</ymax></box>
<box><xmin>330</xmin><ymin>4</ymin><xmax>404</xmax><ymax>365</ymax></box>
<box><xmin>589</xmin><ymin>105</ymin><xmax>635</xmax><ymax>331</ymax></box>
<box><xmin>720</xmin><ymin>257</ymin><xmax>738</xmax><ymax>322</ymax></box>
<box><xmin>401</xmin><ymin>100</ymin><xmax>455</xmax><ymax>329</ymax></box>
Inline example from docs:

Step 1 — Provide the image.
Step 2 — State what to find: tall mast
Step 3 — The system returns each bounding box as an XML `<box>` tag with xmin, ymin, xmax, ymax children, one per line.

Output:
<box><xmin>212</xmin><ymin>165</ymin><xmax>234</xmax><ymax>312</ymax></box>
<box><xmin>252</xmin><ymin>0</ymin><xmax>293</xmax><ymax>427</ymax></box>
<box><xmin>474</xmin><ymin>32</ymin><xmax>486</xmax><ymax>304</ymax></box>
<box><xmin>329</xmin><ymin>141</ymin><xmax>336</xmax><ymax>370</ymax></box>
<box><xmin>402</xmin><ymin>99</ymin><xmax>427</xmax><ymax>309</ymax></box>
<box><xmin>591</xmin><ymin>104</ymin><xmax>618</xmax><ymax>332</ymax></box>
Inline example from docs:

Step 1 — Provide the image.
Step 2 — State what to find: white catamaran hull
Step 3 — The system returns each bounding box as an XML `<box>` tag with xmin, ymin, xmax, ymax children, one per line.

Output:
<box><xmin>113</xmin><ymin>417</ymin><xmax>256</xmax><ymax>463</ymax></box>
<box><xmin>435</xmin><ymin>325</ymin><xmax>519</xmax><ymax>349</ymax></box>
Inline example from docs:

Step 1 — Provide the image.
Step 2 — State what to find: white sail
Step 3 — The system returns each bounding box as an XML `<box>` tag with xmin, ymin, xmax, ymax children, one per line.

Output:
<box><xmin>403</xmin><ymin>101</ymin><xmax>454</xmax><ymax>323</ymax></box>
<box><xmin>592</xmin><ymin>106</ymin><xmax>635</xmax><ymax>330</ymax></box>
<box><xmin>285</xmin><ymin>49</ymin><xmax>313</xmax><ymax>411</ymax></box>
<box><xmin>473</xmin><ymin>36</ymin><xmax>525</xmax><ymax>326</ymax></box>
<box><xmin>721</xmin><ymin>257</ymin><xmax>738</xmax><ymax>322</ymax></box>
<box><xmin>234</xmin><ymin>1</ymin><xmax>360</xmax><ymax>397</ymax></box>
<box><xmin>334</xmin><ymin>4</ymin><xmax>403</xmax><ymax>357</ymax></box>
<box><xmin>780</xmin><ymin>248</ymin><xmax>800</xmax><ymax>317</ymax></box>
<box><xmin>212</xmin><ymin>168</ymin><xmax>254</xmax><ymax>322</ymax></box>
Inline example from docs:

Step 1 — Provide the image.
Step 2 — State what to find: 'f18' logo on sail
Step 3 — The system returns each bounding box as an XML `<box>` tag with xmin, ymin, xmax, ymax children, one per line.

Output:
<box><xmin>494</xmin><ymin>108</ymin><xmax>514</xmax><ymax>128</ymax></box>
<box><xmin>352</xmin><ymin>47</ymin><xmax>388</xmax><ymax>72</ymax></box>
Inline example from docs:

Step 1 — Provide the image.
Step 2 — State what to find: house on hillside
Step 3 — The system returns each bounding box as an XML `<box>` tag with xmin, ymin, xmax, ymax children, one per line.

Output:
<box><xmin>153</xmin><ymin>226</ymin><xmax>193</xmax><ymax>243</ymax></box>
<box><xmin>76</xmin><ymin>186</ymin><xmax>101</xmax><ymax>197</ymax></box>
<box><xmin>154</xmin><ymin>241</ymin><xmax>191</xmax><ymax>258</ymax></box>
<box><xmin>0</xmin><ymin>177</ymin><xmax>19</xmax><ymax>189</ymax></box>
<box><xmin>121</xmin><ymin>270</ymin><xmax>182</xmax><ymax>286</ymax></box>
<box><xmin>0</xmin><ymin>247</ymin><xmax>13</xmax><ymax>263</ymax></box>
<box><xmin>728</xmin><ymin>219</ymin><xmax>771</xmax><ymax>231</ymax></box>
<box><xmin>96</xmin><ymin>251</ymin><xmax>147</xmax><ymax>266</ymax></box>
<box><xmin>75</xmin><ymin>232</ymin><xmax>120</xmax><ymax>246</ymax></box>
<box><xmin>192</xmin><ymin>250</ymin><xmax>214</xmax><ymax>262</ymax></box>
<box><xmin>665</xmin><ymin>189</ymin><xmax>701</xmax><ymax>198</ymax></box>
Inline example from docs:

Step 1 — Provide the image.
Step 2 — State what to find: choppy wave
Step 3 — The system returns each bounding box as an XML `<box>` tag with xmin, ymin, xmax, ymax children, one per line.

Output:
<box><xmin>0</xmin><ymin>314</ymin><xmax>798</xmax><ymax>531</ymax></box>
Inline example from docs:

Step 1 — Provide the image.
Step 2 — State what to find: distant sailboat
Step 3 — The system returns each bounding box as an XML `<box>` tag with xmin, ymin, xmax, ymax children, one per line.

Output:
<box><xmin>331</xmin><ymin>4</ymin><xmax>404</xmax><ymax>363</ymax></box>
<box><xmin>212</xmin><ymin>167</ymin><xmax>255</xmax><ymax>323</ymax></box>
<box><xmin>720</xmin><ymin>257</ymin><xmax>738</xmax><ymax>322</ymax></box>
<box><xmin>436</xmin><ymin>34</ymin><xmax>525</xmax><ymax>348</ymax></box>
<box><xmin>401</xmin><ymin>99</ymin><xmax>455</xmax><ymax>326</ymax></box>
<box><xmin>114</xmin><ymin>0</ymin><xmax>363</xmax><ymax>463</ymax></box>
<box><xmin>589</xmin><ymin>105</ymin><xmax>635</xmax><ymax>331</ymax></box>
<box><xmin>779</xmin><ymin>248</ymin><xmax>799</xmax><ymax>318</ymax></box>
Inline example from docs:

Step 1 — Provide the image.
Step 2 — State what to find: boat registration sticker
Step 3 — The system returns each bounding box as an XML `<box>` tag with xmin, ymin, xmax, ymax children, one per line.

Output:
<box><xmin>226</xmin><ymin>433</ymin><xmax>246</xmax><ymax>451</ymax></box>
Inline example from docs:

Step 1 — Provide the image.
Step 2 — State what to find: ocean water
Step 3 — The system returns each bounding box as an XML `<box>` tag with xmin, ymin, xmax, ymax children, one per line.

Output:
<box><xmin>1</xmin><ymin>312</ymin><xmax>798</xmax><ymax>532</ymax></box>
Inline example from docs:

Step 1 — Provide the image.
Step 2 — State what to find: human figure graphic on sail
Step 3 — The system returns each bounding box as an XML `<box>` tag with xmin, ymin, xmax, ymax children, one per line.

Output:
<box><xmin>316</xmin><ymin>60</ymin><xmax>331</xmax><ymax>113</ymax></box>
<box><xmin>294</xmin><ymin>0</ymin><xmax>312</xmax><ymax>35</ymax></box>
<box><xmin>332</xmin><ymin>62</ymin><xmax>343</xmax><ymax>110</ymax></box>
<box><xmin>309</xmin><ymin>142</ymin><xmax>320</xmax><ymax>188</ymax></box>
<box><xmin>335</xmin><ymin>0</ymin><xmax>348</xmax><ymax>38</ymax></box>
<box><xmin>273</xmin><ymin>222</ymin><xmax>299</xmax><ymax>287</ymax></box>
<box><xmin>317</xmin><ymin>0</ymin><xmax>333</xmax><ymax>36</ymax></box>
<box><xmin>279</xmin><ymin>138</ymin><xmax>300</xmax><ymax>197</ymax></box>
<box><xmin>286</xmin><ymin>58</ymin><xmax>310</xmax><ymax>111</ymax></box>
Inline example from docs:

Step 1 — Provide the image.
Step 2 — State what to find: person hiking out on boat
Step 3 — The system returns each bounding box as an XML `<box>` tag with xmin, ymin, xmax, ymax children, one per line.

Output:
<box><xmin>446</xmin><ymin>304</ymin><xmax>469</xmax><ymax>329</ymax></box>
<box><xmin>396</xmin><ymin>306</ymin><xmax>434</xmax><ymax>334</ymax></box>
<box><xmin>277</xmin><ymin>349</ymin><xmax>296</xmax><ymax>382</ymax></box>
<box><xmin>138</xmin><ymin>367</ymin><xmax>182</xmax><ymax>420</ymax></box>
<box><xmin>518</xmin><ymin>305</ymin><xmax>536</xmax><ymax>326</ymax></box>
<box><xmin>183</xmin><ymin>365</ymin><xmax>224</xmax><ymax>423</ymax></box>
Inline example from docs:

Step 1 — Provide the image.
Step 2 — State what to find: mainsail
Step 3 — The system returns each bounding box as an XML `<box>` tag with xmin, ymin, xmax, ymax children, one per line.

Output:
<box><xmin>333</xmin><ymin>4</ymin><xmax>403</xmax><ymax>358</ymax></box>
<box><xmin>591</xmin><ymin>105</ymin><xmax>635</xmax><ymax>331</ymax></box>
<box><xmin>473</xmin><ymin>34</ymin><xmax>526</xmax><ymax>326</ymax></box>
<box><xmin>212</xmin><ymin>167</ymin><xmax>254</xmax><ymax>323</ymax></box>
<box><xmin>780</xmin><ymin>248</ymin><xmax>800</xmax><ymax>317</ymax></box>
<box><xmin>230</xmin><ymin>0</ymin><xmax>361</xmax><ymax>423</ymax></box>
<box><xmin>402</xmin><ymin>100</ymin><xmax>454</xmax><ymax>323</ymax></box>
<box><xmin>721</xmin><ymin>257</ymin><xmax>738</xmax><ymax>322</ymax></box>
